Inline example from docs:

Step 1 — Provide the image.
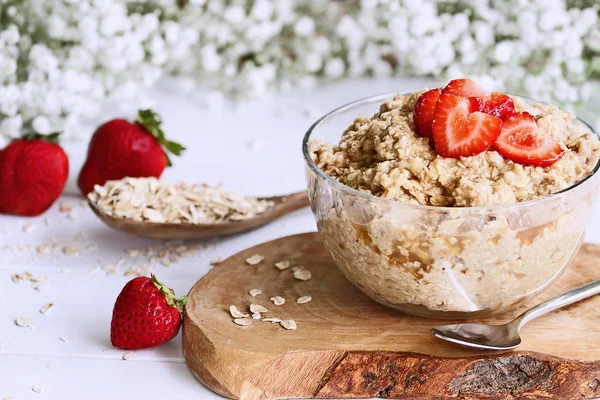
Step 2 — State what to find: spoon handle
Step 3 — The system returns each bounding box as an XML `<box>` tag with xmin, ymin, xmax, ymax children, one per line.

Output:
<box><xmin>516</xmin><ymin>278</ymin><xmax>600</xmax><ymax>329</ymax></box>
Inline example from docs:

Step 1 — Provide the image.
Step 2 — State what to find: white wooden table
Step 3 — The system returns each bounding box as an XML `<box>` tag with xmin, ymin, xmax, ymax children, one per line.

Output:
<box><xmin>2</xmin><ymin>78</ymin><xmax>600</xmax><ymax>399</ymax></box>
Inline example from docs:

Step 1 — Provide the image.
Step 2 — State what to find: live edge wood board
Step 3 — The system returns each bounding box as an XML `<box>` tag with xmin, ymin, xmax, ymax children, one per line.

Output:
<box><xmin>183</xmin><ymin>233</ymin><xmax>600</xmax><ymax>400</ymax></box>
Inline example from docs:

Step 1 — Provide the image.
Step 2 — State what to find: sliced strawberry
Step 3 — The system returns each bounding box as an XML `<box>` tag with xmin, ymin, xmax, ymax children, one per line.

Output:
<box><xmin>482</xmin><ymin>92</ymin><xmax>515</xmax><ymax>120</ymax></box>
<box><xmin>413</xmin><ymin>89</ymin><xmax>441</xmax><ymax>138</ymax></box>
<box><xmin>442</xmin><ymin>78</ymin><xmax>487</xmax><ymax>98</ymax></box>
<box><xmin>432</xmin><ymin>92</ymin><xmax>502</xmax><ymax>158</ymax></box>
<box><xmin>493</xmin><ymin>112</ymin><xmax>564</xmax><ymax>167</ymax></box>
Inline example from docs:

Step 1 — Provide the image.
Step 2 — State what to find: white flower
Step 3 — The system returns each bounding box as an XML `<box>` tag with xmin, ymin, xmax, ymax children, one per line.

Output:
<box><xmin>324</xmin><ymin>58</ymin><xmax>345</xmax><ymax>79</ymax></box>
<box><xmin>32</xmin><ymin>115</ymin><xmax>52</xmax><ymax>134</ymax></box>
<box><xmin>224</xmin><ymin>6</ymin><xmax>246</xmax><ymax>25</ymax></box>
<box><xmin>294</xmin><ymin>16</ymin><xmax>315</xmax><ymax>37</ymax></box>
<box><xmin>0</xmin><ymin>114</ymin><xmax>22</xmax><ymax>137</ymax></box>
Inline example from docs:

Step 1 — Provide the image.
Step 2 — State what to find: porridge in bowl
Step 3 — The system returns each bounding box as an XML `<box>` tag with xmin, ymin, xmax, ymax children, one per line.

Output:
<box><xmin>305</xmin><ymin>79</ymin><xmax>600</xmax><ymax>318</ymax></box>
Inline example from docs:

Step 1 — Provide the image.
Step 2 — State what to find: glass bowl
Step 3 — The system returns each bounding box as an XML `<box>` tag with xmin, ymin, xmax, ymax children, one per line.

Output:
<box><xmin>302</xmin><ymin>92</ymin><xmax>600</xmax><ymax>319</ymax></box>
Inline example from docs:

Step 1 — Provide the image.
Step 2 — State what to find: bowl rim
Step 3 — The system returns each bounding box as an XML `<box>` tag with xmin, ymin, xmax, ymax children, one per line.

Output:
<box><xmin>302</xmin><ymin>90</ymin><xmax>600</xmax><ymax>212</ymax></box>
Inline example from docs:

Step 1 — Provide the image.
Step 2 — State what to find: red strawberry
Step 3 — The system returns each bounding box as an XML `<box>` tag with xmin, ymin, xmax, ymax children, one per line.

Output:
<box><xmin>413</xmin><ymin>88</ymin><xmax>441</xmax><ymax>138</ymax></box>
<box><xmin>442</xmin><ymin>78</ymin><xmax>487</xmax><ymax>98</ymax></box>
<box><xmin>78</xmin><ymin>110</ymin><xmax>185</xmax><ymax>195</ymax></box>
<box><xmin>0</xmin><ymin>133</ymin><xmax>69</xmax><ymax>216</ymax></box>
<box><xmin>111</xmin><ymin>274</ymin><xmax>186</xmax><ymax>350</ymax></box>
<box><xmin>493</xmin><ymin>112</ymin><xmax>564</xmax><ymax>167</ymax></box>
<box><xmin>481</xmin><ymin>92</ymin><xmax>515</xmax><ymax>120</ymax></box>
<box><xmin>432</xmin><ymin>92</ymin><xmax>502</xmax><ymax>158</ymax></box>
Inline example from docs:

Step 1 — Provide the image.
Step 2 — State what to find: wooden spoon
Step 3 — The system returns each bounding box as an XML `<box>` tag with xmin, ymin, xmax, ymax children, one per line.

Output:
<box><xmin>88</xmin><ymin>191</ymin><xmax>310</xmax><ymax>240</ymax></box>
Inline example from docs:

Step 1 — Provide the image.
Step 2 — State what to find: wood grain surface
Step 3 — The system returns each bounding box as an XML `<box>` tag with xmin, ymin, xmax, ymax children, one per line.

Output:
<box><xmin>182</xmin><ymin>233</ymin><xmax>600</xmax><ymax>399</ymax></box>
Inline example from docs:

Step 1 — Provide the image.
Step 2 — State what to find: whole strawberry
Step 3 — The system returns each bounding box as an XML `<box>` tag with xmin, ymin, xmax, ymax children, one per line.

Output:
<box><xmin>78</xmin><ymin>109</ymin><xmax>185</xmax><ymax>195</ymax></box>
<box><xmin>0</xmin><ymin>133</ymin><xmax>69</xmax><ymax>216</ymax></box>
<box><xmin>111</xmin><ymin>274</ymin><xmax>186</xmax><ymax>350</ymax></box>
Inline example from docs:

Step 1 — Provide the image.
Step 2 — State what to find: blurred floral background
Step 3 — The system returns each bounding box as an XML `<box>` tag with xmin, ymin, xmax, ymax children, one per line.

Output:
<box><xmin>1</xmin><ymin>0</ymin><xmax>599</xmax><ymax>142</ymax></box>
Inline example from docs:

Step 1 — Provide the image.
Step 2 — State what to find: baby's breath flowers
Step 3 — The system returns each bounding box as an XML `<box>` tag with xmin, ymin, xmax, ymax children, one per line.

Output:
<box><xmin>1</xmin><ymin>0</ymin><xmax>600</xmax><ymax>143</ymax></box>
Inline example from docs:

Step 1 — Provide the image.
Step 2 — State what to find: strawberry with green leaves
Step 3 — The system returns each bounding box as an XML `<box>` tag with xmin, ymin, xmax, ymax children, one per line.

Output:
<box><xmin>111</xmin><ymin>274</ymin><xmax>187</xmax><ymax>350</ymax></box>
<box><xmin>78</xmin><ymin>109</ymin><xmax>185</xmax><ymax>195</ymax></box>
<box><xmin>0</xmin><ymin>133</ymin><xmax>69</xmax><ymax>216</ymax></box>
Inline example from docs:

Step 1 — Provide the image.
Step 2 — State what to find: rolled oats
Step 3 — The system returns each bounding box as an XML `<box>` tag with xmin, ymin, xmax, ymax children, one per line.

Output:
<box><xmin>233</xmin><ymin>318</ymin><xmax>252</xmax><ymax>326</ymax></box>
<box><xmin>293</xmin><ymin>269</ymin><xmax>312</xmax><ymax>281</ymax></box>
<box><xmin>245</xmin><ymin>254</ymin><xmax>264</xmax><ymax>265</ymax></box>
<box><xmin>270</xmin><ymin>296</ymin><xmax>285</xmax><ymax>305</ymax></box>
<box><xmin>280</xmin><ymin>320</ymin><xmax>297</xmax><ymax>330</ymax></box>
<box><xmin>89</xmin><ymin>177</ymin><xmax>273</xmax><ymax>224</ymax></box>
<box><xmin>122</xmin><ymin>352</ymin><xmax>138</xmax><ymax>360</ymax></box>
<box><xmin>251</xmin><ymin>312</ymin><xmax>262</xmax><ymax>320</ymax></box>
<box><xmin>297</xmin><ymin>296</ymin><xmax>312</xmax><ymax>304</ymax></box>
<box><xmin>262</xmin><ymin>318</ymin><xmax>282</xmax><ymax>323</ymax></box>
<box><xmin>229</xmin><ymin>305</ymin><xmax>249</xmax><ymax>318</ymax></box>
<box><xmin>249</xmin><ymin>304</ymin><xmax>267</xmax><ymax>313</ymax></box>
<box><xmin>274</xmin><ymin>260</ymin><xmax>290</xmax><ymax>270</ymax></box>
<box><xmin>39</xmin><ymin>303</ymin><xmax>54</xmax><ymax>314</ymax></box>
<box><xmin>249</xmin><ymin>289</ymin><xmax>262</xmax><ymax>297</ymax></box>
<box><xmin>15</xmin><ymin>317</ymin><xmax>33</xmax><ymax>328</ymax></box>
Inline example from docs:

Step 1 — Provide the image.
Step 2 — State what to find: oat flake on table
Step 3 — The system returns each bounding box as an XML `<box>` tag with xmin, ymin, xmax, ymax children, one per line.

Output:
<box><xmin>249</xmin><ymin>289</ymin><xmax>262</xmax><ymax>297</ymax></box>
<box><xmin>88</xmin><ymin>177</ymin><xmax>273</xmax><ymax>224</ymax></box>
<box><xmin>15</xmin><ymin>317</ymin><xmax>33</xmax><ymax>328</ymax></box>
<box><xmin>122</xmin><ymin>352</ymin><xmax>138</xmax><ymax>360</ymax></box>
<box><xmin>251</xmin><ymin>312</ymin><xmax>262</xmax><ymax>320</ymax></box>
<box><xmin>233</xmin><ymin>318</ymin><xmax>252</xmax><ymax>326</ymax></box>
<box><xmin>31</xmin><ymin>386</ymin><xmax>42</xmax><ymax>393</ymax></box>
<box><xmin>39</xmin><ymin>303</ymin><xmax>54</xmax><ymax>314</ymax></box>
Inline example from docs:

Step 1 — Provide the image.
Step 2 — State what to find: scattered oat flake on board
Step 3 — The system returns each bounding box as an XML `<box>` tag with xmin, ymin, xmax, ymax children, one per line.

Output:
<box><xmin>270</xmin><ymin>296</ymin><xmax>285</xmax><ymax>306</ymax></box>
<box><xmin>210</xmin><ymin>256</ymin><xmax>224</xmax><ymax>265</ymax></box>
<box><xmin>15</xmin><ymin>317</ymin><xmax>34</xmax><ymax>328</ymax></box>
<box><xmin>293</xmin><ymin>269</ymin><xmax>312</xmax><ymax>281</ymax></box>
<box><xmin>250</xmin><ymin>304</ymin><xmax>268</xmax><ymax>313</ymax></box>
<box><xmin>249</xmin><ymin>289</ymin><xmax>262</xmax><ymax>297</ymax></box>
<box><xmin>262</xmin><ymin>318</ymin><xmax>282</xmax><ymax>323</ymax></box>
<box><xmin>233</xmin><ymin>318</ymin><xmax>252</xmax><ymax>326</ymax></box>
<box><xmin>39</xmin><ymin>303</ymin><xmax>54</xmax><ymax>314</ymax></box>
<box><xmin>32</xmin><ymin>385</ymin><xmax>43</xmax><ymax>393</ymax></box>
<box><xmin>280</xmin><ymin>320</ymin><xmax>297</xmax><ymax>330</ymax></box>
<box><xmin>246</xmin><ymin>254</ymin><xmax>264</xmax><ymax>265</ymax></box>
<box><xmin>122</xmin><ymin>352</ymin><xmax>138</xmax><ymax>360</ymax></box>
<box><xmin>229</xmin><ymin>305</ymin><xmax>249</xmax><ymax>318</ymax></box>
<box><xmin>251</xmin><ymin>312</ymin><xmax>262</xmax><ymax>320</ymax></box>
<box><xmin>274</xmin><ymin>260</ymin><xmax>290</xmax><ymax>270</ymax></box>
<box><xmin>297</xmin><ymin>296</ymin><xmax>312</xmax><ymax>304</ymax></box>
<box><xmin>59</xmin><ymin>337</ymin><xmax>68</xmax><ymax>343</ymax></box>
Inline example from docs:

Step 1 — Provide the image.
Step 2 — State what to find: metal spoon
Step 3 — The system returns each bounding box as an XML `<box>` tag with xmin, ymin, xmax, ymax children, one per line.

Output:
<box><xmin>89</xmin><ymin>191</ymin><xmax>309</xmax><ymax>240</ymax></box>
<box><xmin>431</xmin><ymin>279</ymin><xmax>600</xmax><ymax>350</ymax></box>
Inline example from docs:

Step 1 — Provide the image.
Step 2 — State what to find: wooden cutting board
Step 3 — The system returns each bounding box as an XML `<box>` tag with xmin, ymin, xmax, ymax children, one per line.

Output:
<box><xmin>182</xmin><ymin>233</ymin><xmax>600</xmax><ymax>400</ymax></box>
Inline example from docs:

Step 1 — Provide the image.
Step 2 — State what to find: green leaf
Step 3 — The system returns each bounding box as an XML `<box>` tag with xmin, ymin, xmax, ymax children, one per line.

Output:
<box><xmin>22</xmin><ymin>131</ymin><xmax>62</xmax><ymax>144</ymax></box>
<box><xmin>163</xmin><ymin>140</ymin><xmax>186</xmax><ymax>156</ymax></box>
<box><xmin>135</xmin><ymin>109</ymin><xmax>186</xmax><ymax>166</ymax></box>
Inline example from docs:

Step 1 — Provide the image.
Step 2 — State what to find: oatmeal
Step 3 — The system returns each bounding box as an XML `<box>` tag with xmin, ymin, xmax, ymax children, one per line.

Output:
<box><xmin>305</xmin><ymin>84</ymin><xmax>600</xmax><ymax>316</ymax></box>
<box><xmin>310</xmin><ymin>93</ymin><xmax>600</xmax><ymax>207</ymax></box>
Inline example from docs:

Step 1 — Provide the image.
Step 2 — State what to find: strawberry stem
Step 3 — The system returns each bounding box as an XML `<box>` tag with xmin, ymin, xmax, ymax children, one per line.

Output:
<box><xmin>151</xmin><ymin>274</ymin><xmax>187</xmax><ymax>312</ymax></box>
<box><xmin>22</xmin><ymin>132</ymin><xmax>61</xmax><ymax>144</ymax></box>
<box><xmin>136</xmin><ymin>109</ymin><xmax>186</xmax><ymax>167</ymax></box>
